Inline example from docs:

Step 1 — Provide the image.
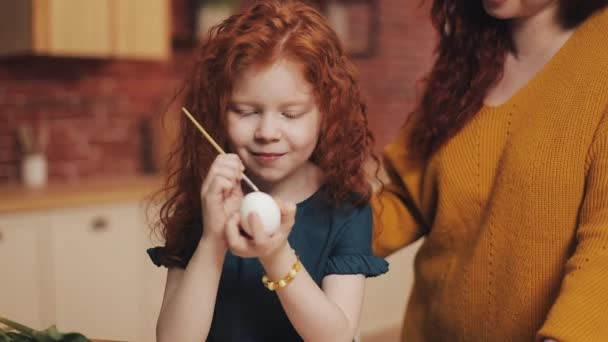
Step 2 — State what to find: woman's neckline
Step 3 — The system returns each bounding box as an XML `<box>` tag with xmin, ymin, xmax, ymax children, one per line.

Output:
<box><xmin>483</xmin><ymin>20</ymin><xmax>583</xmax><ymax>110</ymax></box>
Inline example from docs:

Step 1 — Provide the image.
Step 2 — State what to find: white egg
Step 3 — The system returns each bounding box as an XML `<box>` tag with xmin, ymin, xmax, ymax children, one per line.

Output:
<box><xmin>240</xmin><ymin>191</ymin><xmax>281</xmax><ymax>235</ymax></box>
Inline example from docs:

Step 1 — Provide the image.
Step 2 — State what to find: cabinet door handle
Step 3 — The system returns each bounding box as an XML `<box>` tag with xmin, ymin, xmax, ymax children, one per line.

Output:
<box><xmin>0</xmin><ymin>229</ymin><xmax>3</xmax><ymax>242</ymax></box>
<box><xmin>91</xmin><ymin>217</ymin><xmax>109</xmax><ymax>231</ymax></box>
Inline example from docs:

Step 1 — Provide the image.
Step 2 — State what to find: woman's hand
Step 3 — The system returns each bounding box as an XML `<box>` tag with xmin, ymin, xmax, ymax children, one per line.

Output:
<box><xmin>225</xmin><ymin>198</ymin><xmax>297</xmax><ymax>260</ymax></box>
<box><xmin>200</xmin><ymin>154</ymin><xmax>245</xmax><ymax>243</ymax></box>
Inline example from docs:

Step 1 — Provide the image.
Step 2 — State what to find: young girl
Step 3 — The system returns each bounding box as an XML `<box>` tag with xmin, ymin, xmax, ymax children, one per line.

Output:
<box><xmin>147</xmin><ymin>1</ymin><xmax>388</xmax><ymax>341</ymax></box>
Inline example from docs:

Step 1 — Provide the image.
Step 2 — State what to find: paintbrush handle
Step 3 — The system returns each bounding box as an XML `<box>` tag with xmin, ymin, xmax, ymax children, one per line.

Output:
<box><xmin>182</xmin><ymin>107</ymin><xmax>259</xmax><ymax>192</ymax></box>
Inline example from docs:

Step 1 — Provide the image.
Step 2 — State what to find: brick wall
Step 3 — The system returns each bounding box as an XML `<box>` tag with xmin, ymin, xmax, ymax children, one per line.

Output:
<box><xmin>0</xmin><ymin>0</ymin><xmax>435</xmax><ymax>184</ymax></box>
<box><xmin>356</xmin><ymin>0</ymin><xmax>435</xmax><ymax>151</ymax></box>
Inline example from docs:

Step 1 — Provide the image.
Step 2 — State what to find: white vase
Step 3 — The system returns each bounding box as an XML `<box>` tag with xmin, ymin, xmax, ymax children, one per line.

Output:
<box><xmin>22</xmin><ymin>153</ymin><xmax>48</xmax><ymax>188</ymax></box>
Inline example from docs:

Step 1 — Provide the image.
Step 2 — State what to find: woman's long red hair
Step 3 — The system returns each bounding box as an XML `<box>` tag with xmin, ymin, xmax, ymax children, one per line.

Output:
<box><xmin>408</xmin><ymin>0</ymin><xmax>608</xmax><ymax>163</ymax></box>
<box><xmin>152</xmin><ymin>0</ymin><xmax>379</xmax><ymax>267</ymax></box>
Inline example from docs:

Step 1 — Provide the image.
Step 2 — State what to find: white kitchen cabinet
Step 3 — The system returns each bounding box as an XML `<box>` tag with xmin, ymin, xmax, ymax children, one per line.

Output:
<box><xmin>0</xmin><ymin>213</ymin><xmax>54</xmax><ymax>330</ymax></box>
<box><xmin>0</xmin><ymin>201</ymin><xmax>166</xmax><ymax>342</ymax></box>
<box><xmin>137</xmin><ymin>209</ymin><xmax>166</xmax><ymax>342</ymax></box>
<box><xmin>50</xmin><ymin>203</ymin><xmax>144</xmax><ymax>341</ymax></box>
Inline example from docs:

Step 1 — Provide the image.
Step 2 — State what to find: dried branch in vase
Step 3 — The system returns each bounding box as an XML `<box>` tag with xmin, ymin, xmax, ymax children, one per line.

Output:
<box><xmin>16</xmin><ymin>123</ymin><xmax>48</xmax><ymax>156</ymax></box>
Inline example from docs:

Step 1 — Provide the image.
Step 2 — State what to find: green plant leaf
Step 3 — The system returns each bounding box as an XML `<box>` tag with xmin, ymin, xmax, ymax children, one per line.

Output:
<box><xmin>31</xmin><ymin>326</ymin><xmax>89</xmax><ymax>342</ymax></box>
<box><xmin>6</xmin><ymin>332</ymin><xmax>35</xmax><ymax>341</ymax></box>
<box><xmin>0</xmin><ymin>329</ymin><xmax>10</xmax><ymax>342</ymax></box>
<box><xmin>0</xmin><ymin>318</ymin><xmax>34</xmax><ymax>337</ymax></box>
<box><xmin>30</xmin><ymin>332</ymin><xmax>53</xmax><ymax>342</ymax></box>
<box><xmin>0</xmin><ymin>318</ymin><xmax>88</xmax><ymax>342</ymax></box>
<box><xmin>57</xmin><ymin>333</ymin><xmax>89</xmax><ymax>342</ymax></box>
<box><xmin>35</xmin><ymin>325</ymin><xmax>61</xmax><ymax>341</ymax></box>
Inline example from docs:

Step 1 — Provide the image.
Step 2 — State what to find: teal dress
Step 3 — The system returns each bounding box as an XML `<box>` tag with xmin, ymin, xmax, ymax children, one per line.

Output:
<box><xmin>148</xmin><ymin>188</ymin><xmax>388</xmax><ymax>341</ymax></box>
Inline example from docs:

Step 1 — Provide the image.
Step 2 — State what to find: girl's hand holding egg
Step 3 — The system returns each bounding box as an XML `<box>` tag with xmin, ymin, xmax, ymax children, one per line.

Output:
<box><xmin>226</xmin><ymin>198</ymin><xmax>297</xmax><ymax>259</ymax></box>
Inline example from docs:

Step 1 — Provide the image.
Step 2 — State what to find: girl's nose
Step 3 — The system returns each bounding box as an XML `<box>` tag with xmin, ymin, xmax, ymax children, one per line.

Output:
<box><xmin>254</xmin><ymin>114</ymin><xmax>282</xmax><ymax>141</ymax></box>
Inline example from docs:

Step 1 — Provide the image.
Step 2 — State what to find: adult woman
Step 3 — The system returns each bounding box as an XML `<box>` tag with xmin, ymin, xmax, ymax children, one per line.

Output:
<box><xmin>373</xmin><ymin>1</ymin><xmax>608</xmax><ymax>341</ymax></box>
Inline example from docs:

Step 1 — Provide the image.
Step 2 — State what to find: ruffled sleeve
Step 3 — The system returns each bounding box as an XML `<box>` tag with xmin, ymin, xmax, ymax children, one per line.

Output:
<box><xmin>325</xmin><ymin>253</ymin><xmax>388</xmax><ymax>277</ymax></box>
<box><xmin>146</xmin><ymin>246</ymin><xmax>189</xmax><ymax>269</ymax></box>
<box><xmin>145</xmin><ymin>220</ymin><xmax>201</xmax><ymax>269</ymax></box>
<box><xmin>324</xmin><ymin>203</ymin><xmax>389</xmax><ymax>277</ymax></box>
<box><xmin>147</xmin><ymin>246</ymin><xmax>167</xmax><ymax>267</ymax></box>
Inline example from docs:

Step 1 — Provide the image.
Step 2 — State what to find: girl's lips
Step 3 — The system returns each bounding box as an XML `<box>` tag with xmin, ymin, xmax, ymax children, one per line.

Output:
<box><xmin>251</xmin><ymin>152</ymin><xmax>285</xmax><ymax>163</ymax></box>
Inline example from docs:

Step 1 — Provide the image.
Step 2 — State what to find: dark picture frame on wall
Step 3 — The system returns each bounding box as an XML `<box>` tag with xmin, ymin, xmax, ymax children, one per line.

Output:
<box><xmin>177</xmin><ymin>0</ymin><xmax>380</xmax><ymax>58</ymax></box>
<box><xmin>320</xmin><ymin>0</ymin><xmax>379</xmax><ymax>58</ymax></box>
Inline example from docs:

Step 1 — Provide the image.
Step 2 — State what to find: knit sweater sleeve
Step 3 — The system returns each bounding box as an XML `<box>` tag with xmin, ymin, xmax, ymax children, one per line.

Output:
<box><xmin>371</xmin><ymin>124</ymin><xmax>429</xmax><ymax>257</ymax></box>
<box><xmin>538</xmin><ymin>107</ymin><xmax>608</xmax><ymax>342</ymax></box>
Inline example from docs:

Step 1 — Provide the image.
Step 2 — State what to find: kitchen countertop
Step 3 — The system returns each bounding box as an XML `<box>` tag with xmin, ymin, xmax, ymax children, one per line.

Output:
<box><xmin>0</xmin><ymin>175</ymin><xmax>164</xmax><ymax>213</ymax></box>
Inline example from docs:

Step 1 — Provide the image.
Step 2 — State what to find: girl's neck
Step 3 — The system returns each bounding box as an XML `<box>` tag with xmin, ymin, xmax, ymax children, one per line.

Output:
<box><xmin>252</xmin><ymin>162</ymin><xmax>324</xmax><ymax>204</ymax></box>
<box><xmin>510</xmin><ymin>3</ymin><xmax>574</xmax><ymax>62</ymax></box>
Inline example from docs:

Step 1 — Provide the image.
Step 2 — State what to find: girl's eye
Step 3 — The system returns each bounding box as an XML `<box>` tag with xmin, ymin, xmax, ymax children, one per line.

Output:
<box><xmin>282</xmin><ymin>112</ymin><xmax>304</xmax><ymax>119</ymax></box>
<box><xmin>234</xmin><ymin>108</ymin><xmax>258</xmax><ymax>116</ymax></box>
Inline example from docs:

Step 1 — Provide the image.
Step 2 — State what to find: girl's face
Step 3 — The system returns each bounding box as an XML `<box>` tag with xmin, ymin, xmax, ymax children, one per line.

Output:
<box><xmin>482</xmin><ymin>0</ymin><xmax>558</xmax><ymax>20</ymax></box>
<box><xmin>226</xmin><ymin>58</ymin><xmax>322</xmax><ymax>188</ymax></box>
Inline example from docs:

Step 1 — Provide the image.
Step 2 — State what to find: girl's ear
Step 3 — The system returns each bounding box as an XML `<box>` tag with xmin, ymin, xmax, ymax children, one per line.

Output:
<box><xmin>310</xmin><ymin>140</ymin><xmax>323</xmax><ymax>165</ymax></box>
<box><xmin>311</xmin><ymin>112</ymin><xmax>326</xmax><ymax>160</ymax></box>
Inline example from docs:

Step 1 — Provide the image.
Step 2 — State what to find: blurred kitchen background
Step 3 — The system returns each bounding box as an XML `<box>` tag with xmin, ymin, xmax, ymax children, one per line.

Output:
<box><xmin>0</xmin><ymin>0</ymin><xmax>434</xmax><ymax>341</ymax></box>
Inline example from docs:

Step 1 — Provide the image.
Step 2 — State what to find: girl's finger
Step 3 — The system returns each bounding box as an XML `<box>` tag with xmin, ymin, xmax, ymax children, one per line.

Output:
<box><xmin>225</xmin><ymin>213</ymin><xmax>249</xmax><ymax>252</ymax></box>
<box><xmin>212</xmin><ymin>154</ymin><xmax>246</xmax><ymax>180</ymax></box>
<box><xmin>239</xmin><ymin>213</ymin><xmax>254</xmax><ymax>238</ymax></box>
<box><xmin>205</xmin><ymin>176</ymin><xmax>238</xmax><ymax>201</ymax></box>
<box><xmin>202</xmin><ymin>155</ymin><xmax>245</xmax><ymax>194</ymax></box>
<box><xmin>236</xmin><ymin>212</ymin><xmax>253</xmax><ymax>239</ymax></box>
<box><xmin>223</xmin><ymin>153</ymin><xmax>246</xmax><ymax>172</ymax></box>
<box><xmin>277</xmin><ymin>200</ymin><xmax>297</xmax><ymax>233</ymax></box>
<box><xmin>247</xmin><ymin>212</ymin><xmax>269</xmax><ymax>245</ymax></box>
<box><xmin>202</xmin><ymin>166</ymin><xmax>242</xmax><ymax>194</ymax></box>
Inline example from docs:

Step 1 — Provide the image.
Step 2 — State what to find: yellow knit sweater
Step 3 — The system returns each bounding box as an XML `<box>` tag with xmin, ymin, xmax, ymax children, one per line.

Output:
<box><xmin>372</xmin><ymin>8</ymin><xmax>608</xmax><ymax>342</ymax></box>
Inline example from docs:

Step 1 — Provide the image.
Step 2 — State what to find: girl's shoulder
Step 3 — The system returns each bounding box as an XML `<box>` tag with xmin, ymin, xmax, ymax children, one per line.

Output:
<box><xmin>332</xmin><ymin>196</ymin><xmax>372</xmax><ymax>227</ymax></box>
<box><xmin>293</xmin><ymin>187</ymin><xmax>373</xmax><ymax>247</ymax></box>
<box><xmin>298</xmin><ymin>186</ymin><xmax>371</xmax><ymax>222</ymax></box>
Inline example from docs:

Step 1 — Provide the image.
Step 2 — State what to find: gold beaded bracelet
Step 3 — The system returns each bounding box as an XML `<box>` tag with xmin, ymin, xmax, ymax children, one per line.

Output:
<box><xmin>262</xmin><ymin>256</ymin><xmax>302</xmax><ymax>291</ymax></box>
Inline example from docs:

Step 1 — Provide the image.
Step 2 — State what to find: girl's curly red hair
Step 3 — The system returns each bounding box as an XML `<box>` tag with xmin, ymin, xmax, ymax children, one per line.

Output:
<box><xmin>408</xmin><ymin>0</ymin><xmax>608</xmax><ymax>163</ymax></box>
<box><xmin>153</xmin><ymin>0</ymin><xmax>378</xmax><ymax>267</ymax></box>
